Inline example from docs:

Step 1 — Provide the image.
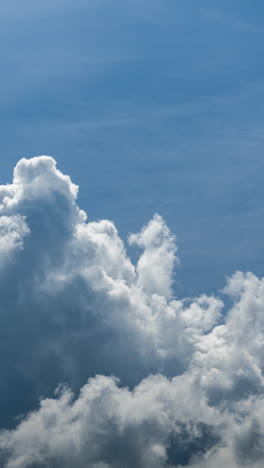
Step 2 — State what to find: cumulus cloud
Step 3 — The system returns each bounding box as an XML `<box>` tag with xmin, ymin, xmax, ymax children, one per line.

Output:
<box><xmin>0</xmin><ymin>156</ymin><xmax>264</xmax><ymax>467</ymax></box>
<box><xmin>128</xmin><ymin>213</ymin><xmax>177</xmax><ymax>298</ymax></box>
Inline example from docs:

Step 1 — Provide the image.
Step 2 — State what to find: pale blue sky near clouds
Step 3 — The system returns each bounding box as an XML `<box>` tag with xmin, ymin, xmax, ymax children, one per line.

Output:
<box><xmin>1</xmin><ymin>0</ymin><xmax>264</xmax><ymax>295</ymax></box>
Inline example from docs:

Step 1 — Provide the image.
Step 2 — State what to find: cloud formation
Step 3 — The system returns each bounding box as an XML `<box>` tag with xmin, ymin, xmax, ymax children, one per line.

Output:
<box><xmin>0</xmin><ymin>156</ymin><xmax>264</xmax><ymax>467</ymax></box>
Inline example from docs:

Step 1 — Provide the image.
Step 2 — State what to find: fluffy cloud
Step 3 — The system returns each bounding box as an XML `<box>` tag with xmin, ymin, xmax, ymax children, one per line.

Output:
<box><xmin>0</xmin><ymin>156</ymin><xmax>264</xmax><ymax>467</ymax></box>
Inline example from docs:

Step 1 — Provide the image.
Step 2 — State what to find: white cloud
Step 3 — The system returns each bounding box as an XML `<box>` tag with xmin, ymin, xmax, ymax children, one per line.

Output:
<box><xmin>0</xmin><ymin>215</ymin><xmax>29</xmax><ymax>257</ymax></box>
<box><xmin>0</xmin><ymin>156</ymin><xmax>264</xmax><ymax>466</ymax></box>
<box><xmin>129</xmin><ymin>213</ymin><xmax>177</xmax><ymax>299</ymax></box>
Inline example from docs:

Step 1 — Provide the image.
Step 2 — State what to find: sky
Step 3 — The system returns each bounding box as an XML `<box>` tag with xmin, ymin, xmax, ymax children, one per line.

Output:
<box><xmin>1</xmin><ymin>0</ymin><xmax>264</xmax><ymax>296</ymax></box>
<box><xmin>1</xmin><ymin>1</ymin><xmax>264</xmax><ymax>467</ymax></box>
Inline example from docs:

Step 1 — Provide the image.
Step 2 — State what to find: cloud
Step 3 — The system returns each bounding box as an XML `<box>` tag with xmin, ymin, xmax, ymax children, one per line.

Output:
<box><xmin>0</xmin><ymin>156</ymin><xmax>264</xmax><ymax>466</ymax></box>
<box><xmin>128</xmin><ymin>213</ymin><xmax>177</xmax><ymax>299</ymax></box>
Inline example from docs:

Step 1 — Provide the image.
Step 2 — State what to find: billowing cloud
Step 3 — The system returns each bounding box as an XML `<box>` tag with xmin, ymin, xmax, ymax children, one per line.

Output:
<box><xmin>0</xmin><ymin>156</ymin><xmax>264</xmax><ymax>467</ymax></box>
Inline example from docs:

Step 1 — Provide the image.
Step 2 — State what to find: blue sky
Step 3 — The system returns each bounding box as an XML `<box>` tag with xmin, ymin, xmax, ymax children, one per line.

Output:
<box><xmin>1</xmin><ymin>0</ymin><xmax>264</xmax><ymax>296</ymax></box>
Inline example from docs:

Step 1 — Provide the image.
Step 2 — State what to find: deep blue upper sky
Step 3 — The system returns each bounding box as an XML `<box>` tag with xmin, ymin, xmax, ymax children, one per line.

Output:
<box><xmin>1</xmin><ymin>0</ymin><xmax>264</xmax><ymax>296</ymax></box>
